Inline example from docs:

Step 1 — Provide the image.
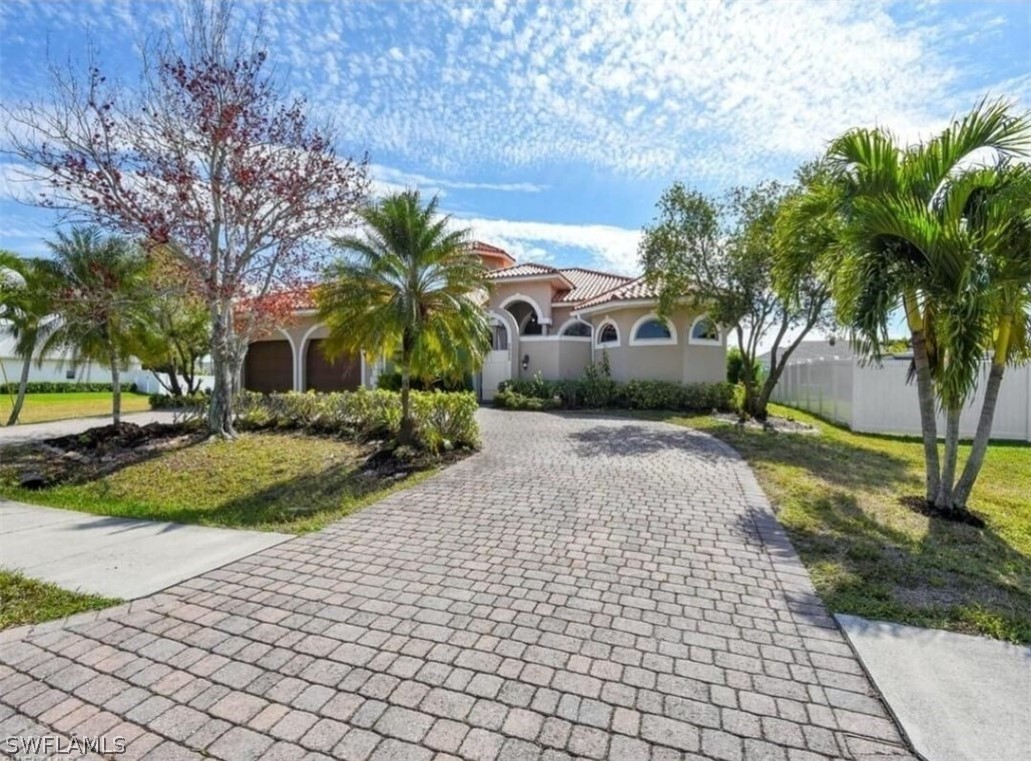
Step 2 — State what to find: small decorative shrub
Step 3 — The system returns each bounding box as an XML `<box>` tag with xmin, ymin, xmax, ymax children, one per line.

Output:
<box><xmin>148</xmin><ymin>391</ymin><xmax>210</xmax><ymax>410</ymax></box>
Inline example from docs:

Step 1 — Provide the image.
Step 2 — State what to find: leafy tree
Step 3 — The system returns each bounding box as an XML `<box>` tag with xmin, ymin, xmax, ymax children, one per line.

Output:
<box><xmin>316</xmin><ymin>191</ymin><xmax>491</xmax><ymax>445</ymax></box>
<box><xmin>3</xmin><ymin>0</ymin><xmax>368</xmax><ymax>437</ymax></box>
<box><xmin>133</xmin><ymin>249</ymin><xmax>211</xmax><ymax>397</ymax></box>
<box><xmin>0</xmin><ymin>252</ymin><xmax>59</xmax><ymax>425</ymax></box>
<box><xmin>819</xmin><ymin>99</ymin><xmax>1030</xmax><ymax>511</ymax></box>
<box><xmin>640</xmin><ymin>178</ymin><xmax>832</xmax><ymax>420</ymax></box>
<box><xmin>37</xmin><ymin>228</ymin><xmax>148</xmax><ymax>424</ymax></box>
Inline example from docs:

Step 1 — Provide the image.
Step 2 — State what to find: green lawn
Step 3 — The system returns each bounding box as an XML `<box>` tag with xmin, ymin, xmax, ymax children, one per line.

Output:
<box><xmin>0</xmin><ymin>392</ymin><xmax>151</xmax><ymax>425</ymax></box>
<box><xmin>0</xmin><ymin>570</ymin><xmax>120</xmax><ymax>630</ymax></box>
<box><xmin>656</xmin><ymin>404</ymin><xmax>1031</xmax><ymax>643</ymax></box>
<box><xmin>0</xmin><ymin>431</ymin><xmax>438</xmax><ymax>534</ymax></box>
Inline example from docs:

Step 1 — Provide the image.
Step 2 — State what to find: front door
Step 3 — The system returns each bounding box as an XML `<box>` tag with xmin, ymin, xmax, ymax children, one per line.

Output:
<box><xmin>480</xmin><ymin>321</ymin><xmax>511</xmax><ymax>401</ymax></box>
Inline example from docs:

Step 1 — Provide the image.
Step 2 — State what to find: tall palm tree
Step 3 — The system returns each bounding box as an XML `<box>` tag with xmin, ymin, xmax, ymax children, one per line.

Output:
<box><xmin>825</xmin><ymin>99</ymin><xmax>1030</xmax><ymax>511</ymax></box>
<box><xmin>38</xmin><ymin>227</ymin><xmax>148</xmax><ymax>424</ymax></box>
<box><xmin>316</xmin><ymin>191</ymin><xmax>491</xmax><ymax>445</ymax></box>
<box><xmin>0</xmin><ymin>251</ymin><xmax>58</xmax><ymax>425</ymax></box>
<box><xmin>950</xmin><ymin>162</ymin><xmax>1031</xmax><ymax>507</ymax></box>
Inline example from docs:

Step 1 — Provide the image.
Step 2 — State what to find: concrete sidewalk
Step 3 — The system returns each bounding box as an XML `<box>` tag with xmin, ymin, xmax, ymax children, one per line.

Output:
<box><xmin>0</xmin><ymin>500</ymin><xmax>291</xmax><ymax>599</ymax></box>
<box><xmin>838</xmin><ymin>614</ymin><xmax>1031</xmax><ymax>761</ymax></box>
<box><xmin>0</xmin><ymin>410</ymin><xmax>179</xmax><ymax>447</ymax></box>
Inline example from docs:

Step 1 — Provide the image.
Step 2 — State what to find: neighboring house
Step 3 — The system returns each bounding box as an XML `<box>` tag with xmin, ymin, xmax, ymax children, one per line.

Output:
<box><xmin>241</xmin><ymin>242</ymin><xmax>728</xmax><ymax>400</ymax></box>
<box><xmin>0</xmin><ymin>330</ymin><xmax>145</xmax><ymax>386</ymax></box>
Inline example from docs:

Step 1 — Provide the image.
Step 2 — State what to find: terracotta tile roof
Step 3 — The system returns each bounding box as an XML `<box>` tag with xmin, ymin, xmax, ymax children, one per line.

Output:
<box><xmin>572</xmin><ymin>276</ymin><xmax>659</xmax><ymax>310</ymax></box>
<box><xmin>552</xmin><ymin>268</ymin><xmax>634</xmax><ymax>304</ymax></box>
<box><xmin>470</xmin><ymin>240</ymin><xmax>514</xmax><ymax>258</ymax></box>
<box><xmin>485</xmin><ymin>262</ymin><xmax>568</xmax><ymax>281</ymax></box>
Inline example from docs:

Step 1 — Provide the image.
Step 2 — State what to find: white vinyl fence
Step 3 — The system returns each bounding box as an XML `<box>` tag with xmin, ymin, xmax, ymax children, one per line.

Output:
<box><xmin>772</xmin><ymin>358</ymin><xmax>1031</xmax><ymax>441</ymax></box>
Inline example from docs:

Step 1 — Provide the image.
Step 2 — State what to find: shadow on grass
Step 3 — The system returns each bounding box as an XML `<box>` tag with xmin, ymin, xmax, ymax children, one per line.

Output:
<box><xmin>757</xmin><ymin>487</ymin><xmax>1031</xmax><ymax>643</ymax></box>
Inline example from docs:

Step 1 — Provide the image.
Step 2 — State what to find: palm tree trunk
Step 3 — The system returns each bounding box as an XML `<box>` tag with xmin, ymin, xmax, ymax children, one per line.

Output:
<box><xmin>911</xmin><ymin>328</ymin><xmax>941</xmax><ymax>504</ymax></box>
<box><xmin>110</xmin><ymin>353</ymin><xmax>122</xmax><ymax>425</ymax></box>
<box><xmin>953</xmin><ymin>360</ymin><xmax>1005</xmax><ymax>509</ymax></box>
<box><xmin>6</xmin><ymin>355</ymin><xmax>32</xmax><ymax>426</ymax></box>
<box><xmin>936</xmin><ymin>405</ymin><xmax>961</xmax><ymax>511</ymax></box>
<box><xmin>398</xmin><ymin>343</ymin><xmax>414</xmax><ymax>446</ymax></box>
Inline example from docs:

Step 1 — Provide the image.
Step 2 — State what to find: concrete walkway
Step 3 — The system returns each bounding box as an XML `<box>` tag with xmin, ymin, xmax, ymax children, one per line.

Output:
<box><xmin>0</xmin><ymin>410</ymin><xmax>914</xmax><ymax>760</ymax></box>
<box><xmin>0</xmin><ymin>501</ymin><xmax>292</xmax><ymax>599</ymax></box>
<box><xmin>838</xmin><ymin>614</ymin><xmax>1031</xmax><ymax>761</ymax></box>
<box><xmin>0</xmin><ymin>411</ymin><xmax>179</xmax><ymax>447</ymax></box>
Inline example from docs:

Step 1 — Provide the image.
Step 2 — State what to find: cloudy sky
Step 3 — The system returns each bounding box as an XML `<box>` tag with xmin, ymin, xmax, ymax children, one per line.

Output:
<box><xmin>0</xmin><ymin>0</ymin><xmax>1027</xmax><ymax>274</ymax></box>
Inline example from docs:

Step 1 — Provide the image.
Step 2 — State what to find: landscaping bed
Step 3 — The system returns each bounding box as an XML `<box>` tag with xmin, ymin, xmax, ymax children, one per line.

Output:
<box><xmin>0</xmin><ymin>422</ymin><xmax>465</xmax><ymax>533</ymax></box>
<box><xmin>660</xmin><ymin>404</ymin><xmax>1031</xmax><ymax>643</ymax></box>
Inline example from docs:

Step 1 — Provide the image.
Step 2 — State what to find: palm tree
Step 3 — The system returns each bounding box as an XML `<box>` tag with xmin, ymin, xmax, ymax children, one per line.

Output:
<box><xmin>823</xmin><ymin>99</ymin><xmax>1030</xmax><ymax>512</ymax></box>
<box><xmin>950</xmin><ymin>162</ymin><xmax>1031</xmax><ymax>507</ymax></box>
<box><xmin>316</xmin><ymin>191</ymin><xmax>491</xmax><ymax>445</ymax></box>
<box><xmin>38</xmin><ymin>227</ymin><xmax>148</xmax><ymax>424</ymax></box>
<box><xmin>0</xmin><ymin>251</ymin><xmax>58</xmax><ymax>426</ymax></box>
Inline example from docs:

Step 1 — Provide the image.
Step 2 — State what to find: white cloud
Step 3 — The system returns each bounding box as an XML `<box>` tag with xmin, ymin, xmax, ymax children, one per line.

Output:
<box><xmin>370</xmin><ymin>164</ymin><xmax>545</xmax><ymax>195</ymax></box>
<box><xmin>458</xmin><ymin>216</ymin><xmax>642</xmax><ymax>274</ymax></box>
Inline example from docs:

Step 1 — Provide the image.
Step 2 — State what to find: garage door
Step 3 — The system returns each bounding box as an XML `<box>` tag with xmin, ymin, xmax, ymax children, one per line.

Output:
<box><xmin>243</xmin><ymin>340</ymin><xmax>293</xmax><ymax>393</ymax></box>
<box><xmin>306</xmin><ymin>339</ymin><xmax>361</xmax><ymax>392</ymax></box>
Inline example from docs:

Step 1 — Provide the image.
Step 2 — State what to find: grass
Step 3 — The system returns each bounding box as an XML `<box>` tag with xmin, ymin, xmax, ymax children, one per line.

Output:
<box><xmin>651</xmin><ymin>404</ymin><xmax>1031</xmax><ymax>643</ymax></box>
<box><xmin>0</xmin><ymin>430</ymin><xmax>440</xmax><ymax>534</ymax></box>
<box><xmin>0</xmin><ymin>392</ymin><xmax>151</xmax><ymax>425</ymax></box>
<box><xmin>0</xmin><ymin>570</ymin><xmax>120</xmax><ymax>630</ymax></box>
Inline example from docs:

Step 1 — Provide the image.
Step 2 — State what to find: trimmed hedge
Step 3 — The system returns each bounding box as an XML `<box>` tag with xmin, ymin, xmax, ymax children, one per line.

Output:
<box><xmin>232</xmin><ymin>389</ymin><xmax>479</xmax><ymax>452</ymax></box>
<box><xmin>0</xmin><ymin>382</ymin><xmax>137</xmax><ymax>395</ymax></box>
<box><xmin>496</xmin><ymin>375</ymin><xmax>736</xmax><ymax>413</ymax></box>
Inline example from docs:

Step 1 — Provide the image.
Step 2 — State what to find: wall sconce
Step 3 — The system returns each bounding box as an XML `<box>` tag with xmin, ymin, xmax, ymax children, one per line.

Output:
<box><xmin>521</xmin><ymin>354</ymin><xmax>530</xmax><ymax>371</ymax></box>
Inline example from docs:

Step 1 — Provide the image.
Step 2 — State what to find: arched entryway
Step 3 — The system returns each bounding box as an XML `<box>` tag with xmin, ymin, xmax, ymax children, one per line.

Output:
<box><xmin>243</xmin><ymin>340</ymin><xmax>293</xmax><ymax>393</ymax></box>
<box><xmin>305</xmin><ymin>339</ymin><xmax>361</xmax><ymax>392</ymax></box>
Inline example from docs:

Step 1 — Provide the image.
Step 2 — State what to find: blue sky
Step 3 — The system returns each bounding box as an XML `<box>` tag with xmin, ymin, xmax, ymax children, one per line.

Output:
<box><xmin>1</xmin><ymin>0</ymin><xmax>1028</xmax><ymax>275</ymax></box>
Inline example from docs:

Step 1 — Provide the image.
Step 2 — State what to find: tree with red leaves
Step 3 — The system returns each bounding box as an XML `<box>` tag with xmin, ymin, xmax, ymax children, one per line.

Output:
<box><xmin>4</xmin><ymin>1</ymin><xmax>369</xmax><ymax>437</ymax></box>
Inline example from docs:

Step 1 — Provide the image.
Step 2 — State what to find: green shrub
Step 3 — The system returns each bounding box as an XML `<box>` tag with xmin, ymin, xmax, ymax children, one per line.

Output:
<box><xmin>376</xmin><ymin>371</ymin><xmax>474</xmax><ymax>392</ymax></box>
<box><xmin>495</xmin><ymin>355</ymin><xmax>735</xmax><ymax>414</ymax></box>
<box><xmin>148</xmin><ymin>392</ymin><xmax>210</xmax><ymax>410</ymax></box>
<box><xmin>228</xmin><ymin>388</ymin><xmax>478</xmax><ymax>452</ymax></box>
<box><xmin>494</xmin><ymin>388</ymin><xmax>562</xmax><ymax>411</ymax></box>
<box><xmin>726</xmin><ymin>347</ymin><xmax>764</xmax><ymax>384</ymax></box>
<box><xmin>0</xmin><ymin>381</ymin><xmax>137</xmax><ymax>395</ymax></box>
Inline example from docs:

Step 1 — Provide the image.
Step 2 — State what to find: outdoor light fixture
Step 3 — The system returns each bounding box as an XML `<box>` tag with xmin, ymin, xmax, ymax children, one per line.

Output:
<box><xmin>521</xmin><ymin>354</ymin><xmax>530</xmax><ymax>371</ymax></box>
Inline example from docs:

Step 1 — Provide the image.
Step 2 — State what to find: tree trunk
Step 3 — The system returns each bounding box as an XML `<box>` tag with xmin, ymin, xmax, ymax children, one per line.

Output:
<box><xmin>110</xmin><ymin>353</ymin><xmax>122</xmax><ymax>425</ymax></box>
<box><xmin>398</xmin><ymin>347</ymin><xmax>414</xmax><ymax>446</ymax></box>
<box><xmin>6</xmin><ymin>354</ymin><xmax>32</xmax><ymax>426</ymax></box>
<box><xmin>936</xmin><ymin>405</ymin><xmax>961</xmax><ymax>511</ymax></box>
<box><xmin>206</xmin><ymin>308</ymin><xmax>236</xmax><ymax>438</ymax></box>
<box><xmin>911</xmin><ymin>329</ymin><xmax>941</xmax><ymax>503</ymax></box>
<box><xmin>165</xmin><ymin>365</ymin><xmax>184</xmax><ymax>397</ymax></box>
<box><xmin>953</xmin><ymin>361</ymin><xmax>1005</xmax><ymax>509</ymax></box>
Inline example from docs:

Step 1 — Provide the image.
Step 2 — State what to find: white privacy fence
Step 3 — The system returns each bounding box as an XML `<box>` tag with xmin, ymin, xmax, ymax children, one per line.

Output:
<box><xmin>771</xmin><ymin>358</ymin><xmax>1031</xmax><ymax>441</ymax></box>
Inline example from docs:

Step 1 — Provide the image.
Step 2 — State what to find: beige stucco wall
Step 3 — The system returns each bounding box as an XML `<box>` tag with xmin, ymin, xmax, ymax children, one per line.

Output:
<box><xmin>488</xmin><ymin>280</ymin><xmax>558</xmax><ymax>328</ymax></box>
<box><xmin>586</xmin><ymin>305</ymin><xmax>726</xmax><ymax>384</ymax></box>
<box><xmin>516</xmin><ymin>337</ymin><xmax>592</xmax><ymax>381</ymax></box>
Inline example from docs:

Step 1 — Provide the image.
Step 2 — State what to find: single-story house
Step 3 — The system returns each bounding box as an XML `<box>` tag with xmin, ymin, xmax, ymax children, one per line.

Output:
<box><xmin>241</xmin><ymin>242</ymin><xmax>728</xmax><ymax>400</ymax></box>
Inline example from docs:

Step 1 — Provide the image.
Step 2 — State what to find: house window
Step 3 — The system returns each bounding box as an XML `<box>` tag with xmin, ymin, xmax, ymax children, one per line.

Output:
<box><xmin>634</xmin><ymin>319</ymin><xmax>672</xmax><ymax>341</ymax></box>
<box><xmin>490</xmin><ymin>323</ymin><xmax>509</xmax><ymax>351</ymax></box>
<box><xmin>597</xmin><ymin>322</ymin><xmax>619</xmax><ymax>346</ymax></box>
<box><xmin>65</xmin><ymin>369</ymin><xmax>76</xmax><ymax>380</ymax></box>
<box><xmin>689</xmin><ymin>316</ymin><xmax>720</xmax><ymax>345</ymax></box>
<box><xmin>561</xmin><ymin>321</ymin><xmax>591</xmax><ymax>337</ymax></box>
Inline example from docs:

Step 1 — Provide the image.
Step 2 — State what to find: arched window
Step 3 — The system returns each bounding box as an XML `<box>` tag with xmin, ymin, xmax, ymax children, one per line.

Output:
<box><xmin>596</xmin><ymin>321</ymin><xmax>619</xmax><ymax>347</ymax></box>
<box><xmin>629</xmin><ymin>314</ymin><xmax>677</xmax><ymax>346</ymax></box>
<box><xmin>689</xmin><ymin>315</ymin><xmax>720</xmax><ymax>345</ymax></box>
<box><xmin>561</xmin><ymin>321</ymin><xmax>592</xmax><ymax>337</ymax></box>
<box><xmin>503</xmin><ymin>299</ymin><xmax>544</xmax><ymax>336</ymax></box>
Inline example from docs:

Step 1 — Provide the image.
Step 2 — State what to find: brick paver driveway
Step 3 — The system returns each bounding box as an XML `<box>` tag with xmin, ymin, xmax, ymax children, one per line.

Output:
<box><xmin>0</xmin><ymin>410</ymin><xmax>913</xmax><ymax>760</ymax></box>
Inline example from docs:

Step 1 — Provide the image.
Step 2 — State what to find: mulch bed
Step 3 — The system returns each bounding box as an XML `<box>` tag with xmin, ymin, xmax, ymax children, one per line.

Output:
<box><xmin>711</xmin><ymin>412</ymin><xmax>819</xmax><ymax>434</ymax></box>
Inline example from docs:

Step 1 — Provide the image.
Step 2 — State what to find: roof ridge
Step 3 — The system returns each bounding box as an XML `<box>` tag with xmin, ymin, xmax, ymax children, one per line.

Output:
<box><xmin>558</xmin><ymin>266</ymin><xmax>633</xmax><ymax>280</ymax></box>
